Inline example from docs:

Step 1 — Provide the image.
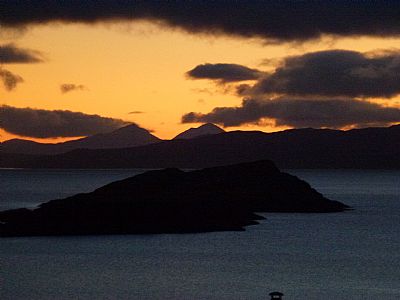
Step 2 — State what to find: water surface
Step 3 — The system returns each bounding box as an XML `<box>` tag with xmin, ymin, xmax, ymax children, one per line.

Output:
<box><xmin>1</xmin><ymin>169</ymin><xmax>399</xmax><ymax>299</ymax></box>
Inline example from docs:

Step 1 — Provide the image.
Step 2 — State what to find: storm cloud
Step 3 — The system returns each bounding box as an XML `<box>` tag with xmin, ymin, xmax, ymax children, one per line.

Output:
<box><xmin>0</xmin><ymin>67</ymin><xmax>24</xmax><ymax>91</ymax></box>
<box><xmin>187</xmin><ymin>63</ymin><xmax>262</xmax><ymax>82</ymax></box>
<box><xmin>0</xmin><ymin>105</ymin><xmax>129</xmax><ymax>138</ymax></box>
<box><xmin>60</xmin><ymin>83</ymin><xmax>87</xmax><ymax>94</ymax></box>
<box><xmin>0</xmin><ymin>43</ymin><xmax>44</xmax><ymax>63</ymax></box>
<box><xmin>2</xmin><ymin>1</ymin><xmax>400</xmax><ymax>42</ymax></box>
<box><xmin>182</xmin><ymin>98</ymin><xmax>400</xmax><ymax>129</ymax></box>
<box><xmin>242</xmin><ymin>50</ymin><xmax>400</xmax><ymax>98</ymax></box>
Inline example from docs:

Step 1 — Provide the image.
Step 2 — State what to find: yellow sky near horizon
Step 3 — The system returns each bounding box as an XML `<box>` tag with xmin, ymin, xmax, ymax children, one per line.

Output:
<box><xmin>1</xmin><ymin>21</ymin><xmax>400</xmax><ymax>142</ymax></box>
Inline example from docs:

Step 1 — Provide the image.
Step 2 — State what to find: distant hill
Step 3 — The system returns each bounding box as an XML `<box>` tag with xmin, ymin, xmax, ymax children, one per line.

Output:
<box><xmin>1</xmin><ymin>124</ymin><xmax>162</xmax><ymax>155</ymax></box>
<box><xmin>2</xmin><ymin>125</ymin><xmax>399</xmax><ymax>169</ymax></box>
<box><xmin>173</xmin><ymin>123</ymin><xmax>225</xmax><ymax>139</ymax></box>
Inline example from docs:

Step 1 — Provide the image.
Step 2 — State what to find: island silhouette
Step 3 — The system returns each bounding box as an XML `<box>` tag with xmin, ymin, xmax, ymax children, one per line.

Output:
<box><xmin>0</xmin><ymin>160</ymin><xmax>349</xmax><ymax>237</ymax></box>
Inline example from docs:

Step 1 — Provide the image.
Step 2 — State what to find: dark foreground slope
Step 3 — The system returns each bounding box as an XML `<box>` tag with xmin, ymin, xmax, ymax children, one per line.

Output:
<box><xmin>2</xmin><ymin>125</ymin><xmax>399</xmax><ymax>169</ymax></box>
<box><xmin>0</xmin><ymin>160</ymin><xmax>349</xmax><ymax>237</ymax></box>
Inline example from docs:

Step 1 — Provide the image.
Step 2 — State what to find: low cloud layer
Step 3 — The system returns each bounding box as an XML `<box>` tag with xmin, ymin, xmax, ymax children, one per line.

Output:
<box><xmin>60</xmin><ymin>83</ymin><xmax>87</xmax><ymax>94</ymax></box>
<box><xmin>0</xmin><ymin>67</ymin><xmax>24</xmax><ymax>91</ymax></box>
<box><xmin>182</xmin><ymin>98</ymin><xmax>400</xmax><ymax>129</ymax></box>
<box><xmin>0</xmin><ymin>43</ymin><xmax>44</xmax><ymax>64</ymax></box>
<box><xmin>0</xmin><ymin>105</ymin><xmax>129</xmax><ymax>138</ymax></box>
<box><xmin>187</xmin><ymin>63</ymin><xmax>262</xmax><ymax>82</ymax></box>
<box><xmin>2</xmin><ymin>2</ymin><xmax>400</xmax><ymax>42</ymax></box>
<box><xmin>241</xmin><ymin>50</ymin><xmax>400</xmax><ymax>98</ymax></box>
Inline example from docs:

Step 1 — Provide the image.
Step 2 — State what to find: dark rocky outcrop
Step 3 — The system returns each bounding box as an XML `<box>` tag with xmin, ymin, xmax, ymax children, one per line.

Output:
<box><xmin>0</xmin><ymin>160</ymin><xmax>349</xmax><ymax>237</ymax></box>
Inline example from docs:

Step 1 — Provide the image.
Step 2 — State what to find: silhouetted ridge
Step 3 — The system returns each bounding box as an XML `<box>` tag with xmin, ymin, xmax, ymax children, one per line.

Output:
<box><xmin>1</xmin><ymin>123</ymin><xmax>161</xmax><ymax>155</ymax></box>
<box><xmin>0</xmin><ymin>160</ymin><xmax>349</xmax><ymax>237</ymax></box>
<box><xmin>2</xmin><ymin>125</ymin><xmax>399</xmax><ymax>169</ymax></box>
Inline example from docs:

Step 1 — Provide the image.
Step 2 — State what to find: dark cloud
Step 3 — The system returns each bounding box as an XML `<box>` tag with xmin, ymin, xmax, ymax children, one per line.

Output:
<box><xmin>0</xmin><ymin>67</ymin><xmax>24</xmax><ymax>91</ymax></box>
<box><xmin>0</xmin><ymin>105</ymin><xmax>129</xmax><ymax>138</ymax></box>
<box><xmin>182</xmin><ymin>98</ymin><xmax>400</xmax><ymax>129</ymax></box>
<box><xmin>191</xmin><ymin>88</ymin><xmax>214</xmax><ymax>95</ymax></box>
<box><xmin>187</xmin><ymin>63</ymin><xmax>262</xmax><ymax>82</ymax></box>
<box><xmin>245</xmin><ymin>50</ymin><xmax>400</xmax><ymax>98</ymax></box>
<box><xmin>2</xmin><ymin>2</ymin><xmax>400</xmax><ymax>42</ymax></box>
<box><xmin>0</xmin><ymin>43</ymin><xmax>44</xmax><ymax>63</ymax></box>
<box><xmin>60</xmin><ymin>83</ymin><xmax>87</xmax><ymax>94</ymax></box>
<box><xmin>128</xmin><ymin>111</ymin><xmax>144</xmax><ymax>114</ymax></box>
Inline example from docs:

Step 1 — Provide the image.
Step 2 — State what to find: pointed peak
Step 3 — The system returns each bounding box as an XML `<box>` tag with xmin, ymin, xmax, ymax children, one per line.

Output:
<box><xmin>114</xmin><ymin>123</ymin><xmax>141</xmax><ymax>131</ymax></box>
<box><xmin>110</xmin><ymin>123</ymin><xmax>159</xmax><ymax>136</ymax></box>
<box><xmin>173</xmin><ymin>123</ymin><xmax>225</xmax><ymax>140</ymax></box>
<box><xmin>198</xmin><ymin>123</ymin><xmax>224</xmax><ymax>130</ymax></box>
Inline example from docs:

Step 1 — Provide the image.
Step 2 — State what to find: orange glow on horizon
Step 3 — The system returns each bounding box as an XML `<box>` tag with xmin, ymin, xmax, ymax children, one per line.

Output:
<box><xmin>1</xmin><ymin>22</ymin><xmax>400</xmax><ymax>143</ymax></box>
<box><xmin>0</xmin><ymin>129</ymin><xmax>84</xmax><ymax>143</ymax></box>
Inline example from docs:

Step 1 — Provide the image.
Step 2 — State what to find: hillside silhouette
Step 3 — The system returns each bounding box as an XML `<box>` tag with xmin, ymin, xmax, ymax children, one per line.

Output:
<box><xmin>0</xmin><ymin>160</ymin><xmax>349</xmax><ymax>236</ymax></box>
<box><xmin>2</xmin><ymin>123</ymin><xmax>224</xmax><ymax>155</ymax></box>
<box><xmin>2</xmin><ymin>125</ymin><xmax>399</xmax><ymax>169</ymax></box>
<box><xmin>1</xmin><ymin>124</ymin><xmax>161</xmax><ymax>155</ymax></box>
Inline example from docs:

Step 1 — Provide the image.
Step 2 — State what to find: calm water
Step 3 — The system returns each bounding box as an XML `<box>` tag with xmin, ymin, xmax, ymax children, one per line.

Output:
<box><xmin>1</xmin><ymin>169</ymin><xmax>399</xmax><ymax>299</ymax></box>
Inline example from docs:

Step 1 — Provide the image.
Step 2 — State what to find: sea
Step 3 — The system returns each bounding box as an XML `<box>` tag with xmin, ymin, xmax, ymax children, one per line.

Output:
<box><xmin>1</xmin><ymin>168</ymin><xmax>399</xmax><ymax>300</ymax></box>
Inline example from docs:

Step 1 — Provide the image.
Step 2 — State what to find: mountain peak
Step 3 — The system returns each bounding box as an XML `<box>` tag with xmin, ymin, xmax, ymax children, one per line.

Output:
<box><xmin>173</xmin><ymin>123</ymin><xmax>225</xmax><ymax>140</ymax></box>
<box><xmin>111</xmin><ymin>123</ymin><xmax>150</xmax><ymax>134</ymax></box>
<box><xmin>2</xmin><ymin>123</ymin><xmax>162</xmax><ymax>155</ymax></box>
<box><xmin>73</xmin><ymin>123</ymin><xmax>161</xmax><ymax>148</ymax></box>
<box><xmin>115</xmin><ymin>123</ymin><xmax>140</xmax><ymax>130</ymax></box>
<box><xmin>198</xmin><ymin>123</ymin><xmax>222</xmax><ymax>129</ymax></box>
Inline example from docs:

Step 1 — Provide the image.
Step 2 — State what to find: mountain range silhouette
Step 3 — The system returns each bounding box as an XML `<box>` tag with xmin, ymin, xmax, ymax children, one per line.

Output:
<box><xmin>1</xmin><ymin>124</ymin><xmax>399</xmax><ymax>169</ymax></box>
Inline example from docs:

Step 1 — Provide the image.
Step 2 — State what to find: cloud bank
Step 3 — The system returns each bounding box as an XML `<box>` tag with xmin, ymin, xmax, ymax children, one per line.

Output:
<box><xmin>60</xmin><ymin>83</ymin><xmax>87</xmax><ymax>94</ymax></box>
<box><xmin>187</xmin><ymin>63</ymin><xmax>262</xmax><ymax>82</ymax></box>
<box><xmin>0</xmin><ymin>67</ymin><xmax>24</xmax><ymax>91</ymax></box>
<box><xmin>2</xmin><ymin>1</ymin><xmax>400</xmax><ymax>41</ymax></box>
<box><xmin>184</xmin><ymin>49</ymin><xmax>400</xmax><ymax>130</ymax></box>
<box><xmin>244</xmin><ymin>50</ymin><xmax>400</xmax><ymax>98</ymax></box>
<box><xmin>182</xmin><ymin>98</ymin><xmax>400</xmax><ymax>129</ymax></box>
<box><xmin>0</xmin><ymin>43</ymin><xmax>44</xmax><ymax>64</ymax></box>
<box><xmin>0</xmin><ymin>105</ymin><xmax>129</xmax><ymax>138</ymax></box>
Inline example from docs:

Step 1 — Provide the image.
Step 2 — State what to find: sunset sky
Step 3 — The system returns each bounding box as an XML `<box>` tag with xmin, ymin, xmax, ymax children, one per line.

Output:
<box><xmin>1</xmin><ymin>2</ymin><xmax>400</xmax><ymax>142</ymax></box>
